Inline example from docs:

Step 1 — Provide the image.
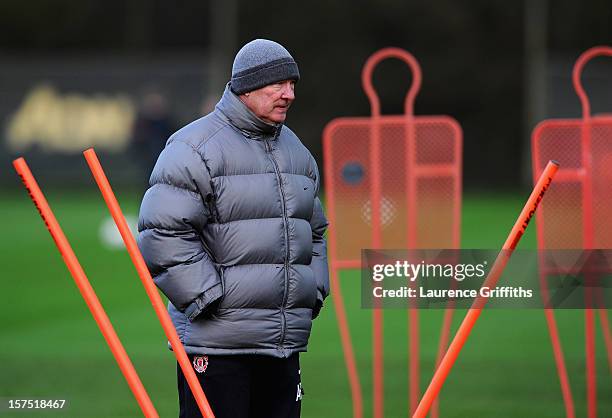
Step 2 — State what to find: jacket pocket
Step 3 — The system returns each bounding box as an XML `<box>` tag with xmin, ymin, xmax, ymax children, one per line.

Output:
<box><xmin>292</xmin><ymin>265</ymin><xmax>318</xmax><ymax>309</ymax></box>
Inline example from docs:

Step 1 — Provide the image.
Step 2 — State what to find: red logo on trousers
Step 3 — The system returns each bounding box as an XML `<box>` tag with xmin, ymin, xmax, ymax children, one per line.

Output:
<box><xmin>193</xmin><ymin>355</ymin><xmax>208</xmax><ymax>373</ymax></box>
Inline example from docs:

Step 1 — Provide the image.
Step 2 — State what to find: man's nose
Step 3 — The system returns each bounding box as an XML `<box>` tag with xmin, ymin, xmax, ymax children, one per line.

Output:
<box><xmin>281</xmin><ymin>83</ymin><xmax>295</xmax><ymax>100</ymax></box>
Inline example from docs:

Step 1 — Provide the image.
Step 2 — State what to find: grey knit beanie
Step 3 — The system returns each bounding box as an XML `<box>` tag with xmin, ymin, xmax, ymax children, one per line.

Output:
<box><xmin>230</xmin><ymin>39</ymin><xmax>300</xmax><ymax>95</ymax></box>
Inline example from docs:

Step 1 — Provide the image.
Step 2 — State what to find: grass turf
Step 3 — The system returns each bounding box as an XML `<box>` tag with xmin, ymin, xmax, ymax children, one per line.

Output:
<box><xmin>0</xmin><ymin>189</ymin><xmax>610</xmax><ymax>417</ymax></box>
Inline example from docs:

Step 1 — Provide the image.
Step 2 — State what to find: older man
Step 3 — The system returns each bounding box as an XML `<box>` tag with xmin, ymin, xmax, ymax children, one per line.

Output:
<box><xmin>138</xmin><ymin>39</ymin><xmax>329</xmax><ymax>418</ymax></box>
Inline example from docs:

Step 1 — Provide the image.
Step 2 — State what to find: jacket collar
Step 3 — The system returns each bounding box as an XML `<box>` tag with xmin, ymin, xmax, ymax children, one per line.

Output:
<box><xmin>215</xmin><ymin>83</ymin><xmax>281</xmax><ymax>139</ymax></box>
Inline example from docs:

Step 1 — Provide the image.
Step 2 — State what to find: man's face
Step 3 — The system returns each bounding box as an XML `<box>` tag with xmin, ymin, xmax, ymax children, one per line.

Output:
<box><xmin>240</xmin><ymin>80</ymin><xmax>296</xmax><ymax>124</ymax></box>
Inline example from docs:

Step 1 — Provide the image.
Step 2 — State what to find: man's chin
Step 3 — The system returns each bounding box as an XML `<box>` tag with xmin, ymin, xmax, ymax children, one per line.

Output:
<box><xmin>269</xmin><ymin>113</ymin><xmax>287</xmax><ymax>123</ymax></box>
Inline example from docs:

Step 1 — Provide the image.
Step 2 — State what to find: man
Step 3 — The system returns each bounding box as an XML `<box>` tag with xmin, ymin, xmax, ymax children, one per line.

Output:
<box><xmin>138</xmin><ymin>39</ymin><xmax>329</xmax><ymax>418</ymax></box>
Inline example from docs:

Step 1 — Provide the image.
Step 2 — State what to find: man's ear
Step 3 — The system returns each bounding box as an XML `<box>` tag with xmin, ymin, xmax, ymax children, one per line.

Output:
<box><xmin>238</xmin><ymin>93</ymin><xmax>249</xmax><ymax>105</ymax></box>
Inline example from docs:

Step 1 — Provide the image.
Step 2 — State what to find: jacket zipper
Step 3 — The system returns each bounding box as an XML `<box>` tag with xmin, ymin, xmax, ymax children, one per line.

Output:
<box><xmin>264</xmin><ymin>134</ymin><xmax>290</xmax><ymax>352</ymax></box>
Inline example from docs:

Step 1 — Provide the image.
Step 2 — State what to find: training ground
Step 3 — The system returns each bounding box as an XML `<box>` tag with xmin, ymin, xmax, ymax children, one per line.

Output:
<box><xmin>1</xmin><ymin>190</ymin><xmax>610</xmax><ymax>417</ymax></box>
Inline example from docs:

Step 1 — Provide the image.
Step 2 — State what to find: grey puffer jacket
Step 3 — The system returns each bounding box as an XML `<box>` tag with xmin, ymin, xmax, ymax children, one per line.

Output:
<box><xmin>138</xmin><ymin>84</ymin><xmax>329</xmax><ymax>358</ymax></box>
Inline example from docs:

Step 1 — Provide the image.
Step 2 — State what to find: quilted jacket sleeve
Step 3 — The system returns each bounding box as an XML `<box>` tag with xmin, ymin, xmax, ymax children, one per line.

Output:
<box><xmin>309</xmin><ymin>159</ymin><xmax>330</xmax><ymax>318</ymax></box>
<box><xmin>138</xmin><ymin>139</ymin><xmax>222</xmax><ymax>321</ymax></box>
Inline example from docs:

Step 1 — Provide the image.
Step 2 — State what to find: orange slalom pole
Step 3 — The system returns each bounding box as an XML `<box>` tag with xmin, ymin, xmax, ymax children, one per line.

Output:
<box><xmin>585</xmin><ymin>300</ymin><xmax>596</xmax><ymax>418</ymax></box>
<box><xmin>408</xmin><ymin>300</ymin><xmax>419</xmax><ymax>415</ymax></box>
<box><xmin>413</xmin><ymin>160</ymin><xmax>559</xmax><ymax>418</ymax></box>
<box><xmin>323</xmin><ymin>124</ymin><xmax>363</xmax><ymax>418</ymax></box>
<box><xmin>83</xmin><ymin>149</ymin><xmax>215</xmax><ymax>418</ymax></box>
<box><xmin>598</xmin><ymin>309</ymin><xmax>612</xmax><ymax>375</ymax></box>
<box><xmin>330</xmin><ymin>267</ymin><xmax>364</xmax><ymax>418</ymax></box>
<box><xmin>541</xmin><ymin>289</ymin><xmax>576</xmax><ymax>418</ymax></box>
<box><xmin>12</xmin><ymin>158</ymin><xmax>158</xmax><ymax>418</ymax></box>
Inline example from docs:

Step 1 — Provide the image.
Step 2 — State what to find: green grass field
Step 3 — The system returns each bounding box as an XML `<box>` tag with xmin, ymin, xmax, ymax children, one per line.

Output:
<box><xmin>1</xmin><ymin>190</ymin><xmax>610</xmax><ymax>417</ymax></box>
